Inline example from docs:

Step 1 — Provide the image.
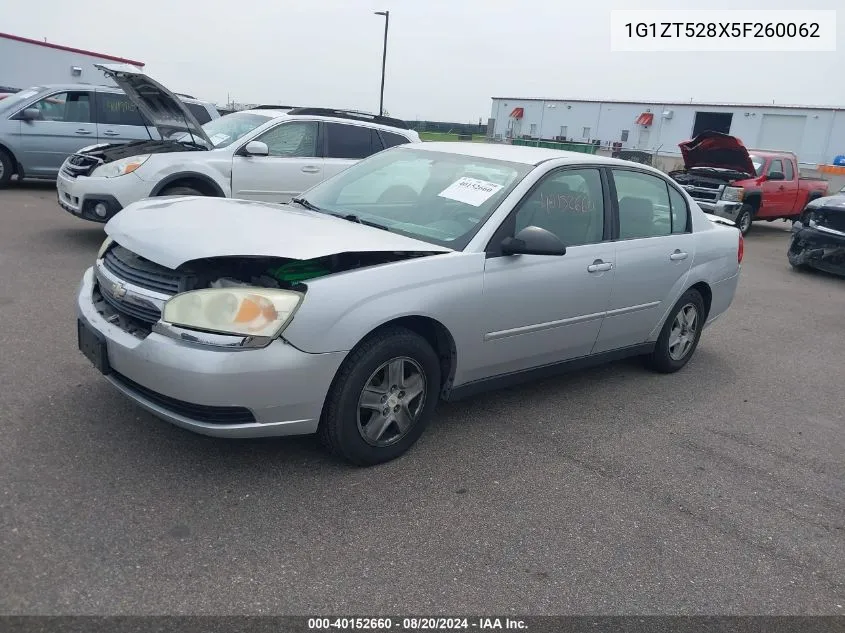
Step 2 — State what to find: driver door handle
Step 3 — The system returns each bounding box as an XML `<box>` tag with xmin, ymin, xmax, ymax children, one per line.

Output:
<box><xmin>301</xmin><ymin>166</ymin><xmax>320</xmax><ymax>174</ymax></box>
<box><xmin>587</xmin><ymin>259</ymin><xmax>613</xmax><ymax>273</ymax></box>
<box><xmin>75</xmin><ymin>129</ymin><xmax>92</xmax><ymax>135</ymax></box>
<box><xmin>669</xmin><ymin>250</ymin><xmax>688</xmax><ymax>261</ymax></box>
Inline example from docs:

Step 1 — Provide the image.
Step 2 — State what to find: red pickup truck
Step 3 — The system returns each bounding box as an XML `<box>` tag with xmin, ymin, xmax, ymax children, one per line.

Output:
<box><xmin>669</xmin><ymin>131</ymin><xmax>829</xmax><ymax>235</ymax></box>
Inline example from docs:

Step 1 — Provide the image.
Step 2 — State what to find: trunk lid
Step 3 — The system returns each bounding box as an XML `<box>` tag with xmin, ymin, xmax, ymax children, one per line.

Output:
<box><xmin>678</xmin><ymin>131</ymin><xmax>757</xmax><ymax>178</ymax></box>
<box><xmin>105</xmin><ymin>197</ymin><xmax>452</xmax><ymax>270</ymax></box>
<box><xmin>95</xmin><ymin>63</ymin><xmax>212</xmax><ymax>147</ymax></box>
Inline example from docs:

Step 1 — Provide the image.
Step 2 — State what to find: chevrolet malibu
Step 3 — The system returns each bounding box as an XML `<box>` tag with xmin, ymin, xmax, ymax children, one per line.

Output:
<box><xmin>76</xmin><ymin>143</ymin><xmax>742</xmax><ymax>465</ymax></box>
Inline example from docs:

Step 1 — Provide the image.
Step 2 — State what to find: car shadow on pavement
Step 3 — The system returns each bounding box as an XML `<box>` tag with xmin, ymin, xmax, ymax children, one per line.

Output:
<box><xmin>34</xmin><ymin>225</ymin><xmax>105</xmax><ymax>251</ymax></box>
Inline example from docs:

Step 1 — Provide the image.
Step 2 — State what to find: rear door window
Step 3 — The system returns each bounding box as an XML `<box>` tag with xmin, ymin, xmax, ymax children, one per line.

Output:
<box><xmin>96</xmin><ymin>92</ymin><xmax>145</xmax><ymax>126</ymax></box>
<box><xmin>326</xmin><ymin>123</ymin><xmax>376</xmax><ymax>159</ymax></box>
<box><xmin>783</xmin><ymin>159</ymin><xmax>794</xmax><ymax>180</ymax></box>
<box><xmin>184</xmin><ymin>102</ymin><xmax>212</xmax><ymax>125</ymax></box>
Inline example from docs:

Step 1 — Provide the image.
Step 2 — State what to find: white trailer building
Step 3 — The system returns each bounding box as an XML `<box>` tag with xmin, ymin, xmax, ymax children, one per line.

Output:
<box><xmin>489</xmin><ymin>97</ymin><xmax>845</xmax><ymax>167</ymax></box>
<box><xmin>0</xmin><ymin>31</ymin><xmax>144</xmax><ymax>91</ymax></box>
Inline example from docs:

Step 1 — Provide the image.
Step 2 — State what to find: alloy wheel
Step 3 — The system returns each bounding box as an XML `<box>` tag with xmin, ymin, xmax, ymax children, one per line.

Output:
<box><xmin>356</xmin><ymin>357</ymin><xmax>427</xmax><ymax>447</ymax></box>
<box><xmin>668</xmin><ymin>303</ymin><xmax>699</xmax><ymax>361</ymax></box>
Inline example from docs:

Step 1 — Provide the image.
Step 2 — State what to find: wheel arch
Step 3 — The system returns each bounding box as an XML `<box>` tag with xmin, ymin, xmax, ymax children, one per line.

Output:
<box><xmin>0</xmin><ymin>141</ymin><xmax>19</xmax><ymax>176</ymax></box>
<box><xmin>341</xmin><ymin>315</ymin><xmax>458</xmax><ymax>399</ymax></box>
<box><xmin>743</xmin><ymin>191</ymin><xmax>762</xmax><ymax>215</ymax></box>
<box><xmin>150</xmin><ymin>172</ymin><xmax>225</xmax><ymax>197</ymax></box>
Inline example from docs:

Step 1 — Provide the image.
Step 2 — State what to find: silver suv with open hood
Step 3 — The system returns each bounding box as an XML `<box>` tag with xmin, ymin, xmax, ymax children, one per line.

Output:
<box><xmin>56</xmin><ymin>64</ymin><xmax>420</xmax><ymax>222</ymax></box>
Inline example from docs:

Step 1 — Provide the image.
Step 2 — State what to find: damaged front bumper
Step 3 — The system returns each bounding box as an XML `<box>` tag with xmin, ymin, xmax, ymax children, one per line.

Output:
<box><xmin>694</xmin><ymin>199</ymin><xmax>743</xmax><ymax>224</ymax></box>
<box><xmin>788</xmin><ymin>221</ymin><xmax>845</xmax><ymax>276</ymax></box>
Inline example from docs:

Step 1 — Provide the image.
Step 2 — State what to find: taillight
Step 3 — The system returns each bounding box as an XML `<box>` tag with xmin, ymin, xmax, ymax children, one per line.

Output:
<box><xmin>738</xmin><ymin>232</ymin><xmax>744</xmax><ymax>264</ymax></box>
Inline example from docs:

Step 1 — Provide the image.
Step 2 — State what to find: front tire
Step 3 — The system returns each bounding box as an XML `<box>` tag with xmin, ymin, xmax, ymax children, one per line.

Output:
<box><xmin>736</xmin><ymin>205</ymin><xmax>753</xmax><ymax>235</ymax></box>
<box><xmin>645</xmin><ymin>289</ymin><xmax>705</xmax><ymax>374</ymax></box>
<box><xmin>158</xmin><ymin>185</ymin><xmax>203</xmax><ymax>197</ymax></box>
<box><xmin>319</xmin><ymin>327</ymin><xmax>441</xmax><ymax>466</ymax></box>
<box><xmin>0</xmin><ymin>149</ymin><xmax>13</xmax><ymax>188</ymax></box>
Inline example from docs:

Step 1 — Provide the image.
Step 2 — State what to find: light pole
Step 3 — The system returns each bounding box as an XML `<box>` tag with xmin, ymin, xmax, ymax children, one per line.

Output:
<box><xmin>374</xmin><ymin>10</ymin><xmax>389</xmax><ymax>116</ymax></box>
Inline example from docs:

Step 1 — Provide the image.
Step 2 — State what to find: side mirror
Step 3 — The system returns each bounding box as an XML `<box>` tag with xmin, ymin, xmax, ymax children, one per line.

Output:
<box><xmin>501</xmin><ymin>226</ymin><xmax>567</xmax><ymax>256</ymax></box>
<box><xmin>20</xmin><ymin>108</ymin><xmax>40</xmax><ymax>121</ymax></box>
<box><xmin>767</xmin><ymin>171</ymin><xmax>785</xmax><ymax>181</ymax></box>
<box><xmin>242</xmin><ymin>140</ymin><xmax>269</xmax><ymax>157</ymax></box>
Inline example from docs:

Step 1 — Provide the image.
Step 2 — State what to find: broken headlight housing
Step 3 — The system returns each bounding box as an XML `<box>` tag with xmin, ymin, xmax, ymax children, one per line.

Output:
<box><xmin>97</xmin><ymin>236</ymin><xmax>114</xmax><ymax>259</ymax></box>
<box><xmin>721</xmin><ymin>186</ymin><xmax>744</xmax><ymax>203</ymax></box>
<box><xmin>92</xmin><ymin>154</ymin><xmax>151</xmax><ymax>178</ymax></box>
<box><xmin>162</xmin><ymin>288</ymin><xmax>303</xmax><ymax>339</ymax></box>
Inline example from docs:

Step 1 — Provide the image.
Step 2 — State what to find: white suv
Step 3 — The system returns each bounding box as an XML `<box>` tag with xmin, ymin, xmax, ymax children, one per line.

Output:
<box><xmin>57</xmin><ymin>64</ymin><xmax>420</xmax><ymax>222</ymax></box>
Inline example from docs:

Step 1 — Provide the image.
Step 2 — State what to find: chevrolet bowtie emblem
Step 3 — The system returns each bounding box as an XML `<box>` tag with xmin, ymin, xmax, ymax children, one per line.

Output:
<box><xmin>111</xmin><ymin>281</ymin><xmax>127</xmax><ymax>298</ymax></box>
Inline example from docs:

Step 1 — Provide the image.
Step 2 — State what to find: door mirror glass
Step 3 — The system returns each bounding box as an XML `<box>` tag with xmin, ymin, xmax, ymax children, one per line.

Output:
<box><xmin>21</xmin><ymin>108</ymin><xmax>40</xmax><ymax>121</ymax></box>
<box><xmin>767</xmin><ymin>171</ymin><xmax>785</xmax><ymax>181</ymax></box>
<box><xmin>243</xmin><ymin>140</ymin><xmax>269</xmax><ymax>156</ymax></box>
<box><xmin>501</xmin><ymin>226</ymin><xmax>567</xmax><ymax>256</ymax></box>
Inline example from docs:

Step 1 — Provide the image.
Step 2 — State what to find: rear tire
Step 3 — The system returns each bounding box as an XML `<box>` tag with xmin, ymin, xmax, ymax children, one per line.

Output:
<box><xmin>158</xmin><ymin>185</ymin><xmax>203</xmax><ymax>197</ymax></box>
<box><xmin>319</xmin><ymin>326</ymin><xmax>441</xmax><ymax>466</ymax></box>
<box><xmin>0</xmin><ymin>149</ymin><xmax>13</xmax><ymax>188</ymax></box>
<box><xmin>736</xmin><ymin>205</ymin><xmax>753</xmax><ymax>235</ymax></box>
<box><xmin>645</xmin><ymin>289</ymin><xmax>705</xmax><ymax>374</ymax></box>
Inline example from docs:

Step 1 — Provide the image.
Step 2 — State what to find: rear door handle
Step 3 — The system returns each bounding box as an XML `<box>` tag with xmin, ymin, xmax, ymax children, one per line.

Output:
<box><xmin>669</xmin><ymin>250</ymin><xmax>688</xmax><ymax>261</ymax></box>
<box><xmin>301</xmin><ymin>166</ymin><xmax>320</xmax><ymax>174</ymax></box>
<box><xmin>75</xmin><ymin>129</ymin><xmax>92</xmax><ymax>135</ymax></box>
<box><xmin>587</xmin><ymin>259</ymin><xmax>613</xmax><ymax>273</ymax></box>
<box><xmin>102</xmin><ymin>130</ymin><xmax>120</xmax><ymax>137</ymax></box>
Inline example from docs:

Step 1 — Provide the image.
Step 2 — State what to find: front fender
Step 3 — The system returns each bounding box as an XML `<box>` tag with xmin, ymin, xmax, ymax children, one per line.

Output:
<box><xmin>282</xmin><ymin>252</ymin><xmax>485</xmax><ymax>383</ymax></box>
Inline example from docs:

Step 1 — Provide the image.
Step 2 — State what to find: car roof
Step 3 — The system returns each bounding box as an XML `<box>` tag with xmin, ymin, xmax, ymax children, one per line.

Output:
<box><xmin>12</xmin><ymin>84</ymin><xmax>212</xmax><ymax>105</ymax></box>
<box><xmin>236</xmin><ymin>109</ymin><xmax>418</xmax><ymax>135</ymax></box>
<box><xmin>404</xmin><ymin>141</ymin><xmax>645</xmax><ymax>167</ymax></box>
<box><xmin>746</xmin><ymin>149</ymin><xmax>796</xmax><ymax>159</ymax></box>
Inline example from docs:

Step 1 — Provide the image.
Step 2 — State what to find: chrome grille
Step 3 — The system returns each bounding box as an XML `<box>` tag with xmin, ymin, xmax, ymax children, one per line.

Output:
<box><xmin>103</xmin><ymin>245</ymin><xmax>185</xmax><ymax>295</ymax></box>
<box><xmin>99</xmin><ymin>287</ymin><xmax>162</xmax><ymax>325</ymax></box>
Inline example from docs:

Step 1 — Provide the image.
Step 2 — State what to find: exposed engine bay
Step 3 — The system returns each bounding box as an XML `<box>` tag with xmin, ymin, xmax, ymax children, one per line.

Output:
<box><xmin>64</xmin><ymin>140</ymin><xmax>206</xmax><ymax>177</ymax></box>
<box><xmin>96</xmin><ymin>243</ymin><xmax>442</xmax><ymax>337</ymax></box>
<box><xmin>669</xmin><ymin>167</ymin><xmax>752</xmax><ymax>187</ymax></box>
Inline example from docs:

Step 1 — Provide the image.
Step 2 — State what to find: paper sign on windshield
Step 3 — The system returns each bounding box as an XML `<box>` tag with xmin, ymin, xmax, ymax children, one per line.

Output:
<box><xmin>438</xmin><ymin>177</ymin><xmax>504</xmax><ymax>207</ymax></box>
<box><xmin>209</xmin><ymin>133</ymin><xmax>230</xmax><ymax>145</ymax></box>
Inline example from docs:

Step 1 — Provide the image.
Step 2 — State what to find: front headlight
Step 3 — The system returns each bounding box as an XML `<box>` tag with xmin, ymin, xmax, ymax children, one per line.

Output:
<box><xmin>162</xmin><ymin>288</ymin><xmax>304</xmax><ymax>338</ymax></box>
<box><xmin>97</xmin><ymin>236</ymin><xmax>114</xmax><ymax>259</ymax></box>
<box><xmin>92</xmin><ymin>154</ymin><xmax>151</xmax><ymax>178</ymax></box>
<box><xmin>721</xmin><ymin>186</ymin><xmax>744</xmax><ymax>203</ymax></box>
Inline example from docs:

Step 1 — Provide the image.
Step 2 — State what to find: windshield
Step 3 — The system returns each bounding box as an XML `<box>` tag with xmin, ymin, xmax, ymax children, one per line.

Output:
<box><xmin>749</xmin><ymin>154</ymin><xmax>764</xmax><ymax>176</ymax></box>
<box><xmin>201</xmin><ymin>112</ymin><xmax>273</xmax><ymax>148</ymax></box>
<box><xmin>301</xmin><ymin>147</ymin><xmax>532</xmax><ymax>249</ymax></box>
<box><xmin>0</xmin><ymin>87</ymin><xmax>41</xmax><ymax>110</ymax></box>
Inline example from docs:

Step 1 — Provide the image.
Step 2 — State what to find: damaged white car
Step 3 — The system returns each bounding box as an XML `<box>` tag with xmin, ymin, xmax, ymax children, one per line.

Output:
<box><xmin>76</xmin><ymin>143</ymin><xmax>742</xmax><ymax>465</ymax></box>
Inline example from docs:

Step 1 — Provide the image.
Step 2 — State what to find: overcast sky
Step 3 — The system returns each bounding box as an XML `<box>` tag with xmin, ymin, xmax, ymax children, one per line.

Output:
<box><xmin>5</xmin><ymin>0</ymin><xmax>843</xmax><ymax>121</ymax></box>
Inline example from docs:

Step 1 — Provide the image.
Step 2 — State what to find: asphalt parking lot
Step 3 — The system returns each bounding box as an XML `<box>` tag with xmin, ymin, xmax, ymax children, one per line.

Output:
<box><xmin>1</xmin><ymin>182</ymin><xmax>843</xmax><ymax>615</ymax></box>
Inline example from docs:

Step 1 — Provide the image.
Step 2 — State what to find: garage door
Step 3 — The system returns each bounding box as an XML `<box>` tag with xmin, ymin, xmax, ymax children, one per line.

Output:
<box><xmin>757</xmin><ymin>114</ymin><xmax>806</xmax><ymax>154</ymax></box>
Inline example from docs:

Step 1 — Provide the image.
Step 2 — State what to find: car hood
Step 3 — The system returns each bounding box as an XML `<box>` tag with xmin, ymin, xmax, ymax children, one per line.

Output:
<box><xmin>105</xmin><ymin>197</ymin><xmax>452</xmax><ymax>269</ymax></box>
<box><xmin>805</xmin><ymin>193</ymin><xmax>845</xmax><ymax>213</ymax></box>
<box><xmin>678</xmin><ymin>131</ymin><xmax>757</xmax><ymax>177</ymax></box>
<box><xmin>95</xmin><ymin>63</ymin><xmax>212</xmax><ymax>147</ymax></box>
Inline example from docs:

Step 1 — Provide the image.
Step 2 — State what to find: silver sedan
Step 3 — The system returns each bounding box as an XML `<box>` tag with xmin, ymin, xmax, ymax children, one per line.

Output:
<box><xmin>76</xmin><ymin>142</ymin><xmax>742</xmax><ymax>465</ymax></box>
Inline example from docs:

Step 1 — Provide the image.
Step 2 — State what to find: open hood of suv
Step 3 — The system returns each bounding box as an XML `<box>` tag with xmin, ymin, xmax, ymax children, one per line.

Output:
<box><xmin>678</xmin><ymin>131</ymin><xmax>757</xmax><ymax>177</ymax></box>
<box><xmin>95</xmin><ymin>63</ymin><xmax>212</xmax><ymax>147</ymax></box>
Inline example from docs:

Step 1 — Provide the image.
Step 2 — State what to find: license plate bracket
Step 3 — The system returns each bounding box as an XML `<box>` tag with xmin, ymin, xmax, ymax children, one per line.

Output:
<box><xmin>77</xmin><ymin>319</ymin><xmax>111</xmax><ymax>375</ymax></box>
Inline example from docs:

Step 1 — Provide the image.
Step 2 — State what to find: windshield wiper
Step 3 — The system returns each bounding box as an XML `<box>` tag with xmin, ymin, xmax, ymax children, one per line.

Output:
<box><xmin>290</xmin><ymin>197</ymin><xmax>322</xmax><ymax>211</ymax></box>
<box><xmin>290</xmin><ymin>199</ymin><xmax>390</xmax><ymax>231</ymax></box>
<box><xmin>334</xmin><ymin>213</ymin><xmax>391</xmax><ymax>232</ymax></box>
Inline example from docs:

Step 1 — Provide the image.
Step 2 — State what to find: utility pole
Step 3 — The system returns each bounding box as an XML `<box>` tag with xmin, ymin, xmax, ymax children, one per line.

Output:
<box><xmin>374</xmin><ymin>10</ymin><xmax>389</xmax><ymax>116</ymax></box>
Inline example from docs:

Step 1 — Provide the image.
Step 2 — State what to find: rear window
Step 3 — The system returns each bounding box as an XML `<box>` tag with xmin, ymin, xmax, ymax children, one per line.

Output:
<box><xmin>381</xmin><ymin>131</ymin><xmax>412</xmax><ymax>148</ymax></box>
